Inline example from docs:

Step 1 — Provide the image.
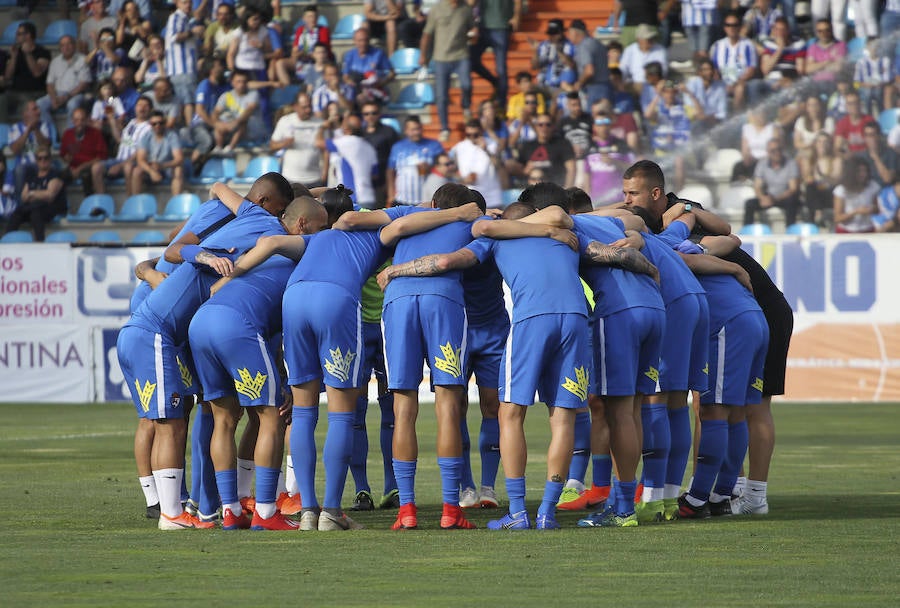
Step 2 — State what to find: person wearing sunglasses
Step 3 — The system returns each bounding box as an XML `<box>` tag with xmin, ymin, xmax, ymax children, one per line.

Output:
<box><xmin>511</xmin><ymin>113</ymin><xmax>576</xmax><ymax>188</ymax></box>
<box><xmin>709</xmin><ymin>11</ymin><xmax>758</xmax><ymax>110</ymax></box>
<box><xmin>132</xmin><ymin>109</ymin><xmax>185</xmax><ymax>196</ymax></box>
<box><xmin>2</xmin><ymin>146</ymin><xmax>67</xmax><ymax>242</ymax></box>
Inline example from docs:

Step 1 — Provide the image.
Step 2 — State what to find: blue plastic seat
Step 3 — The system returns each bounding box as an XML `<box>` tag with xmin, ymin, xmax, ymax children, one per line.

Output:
<box><xmin>332</xmin><ymin>14</ymin><xmax>365</xmax><ymax>40</ymax></box>
<box><xmin>87</xmin><ymin>230</ymin><xmax>123</xmax><ymax>243</ymax></box>
<box><xmin>786</xmin><ymin>222</ymin><xmax>820</xmax><ymax>236</ymax></box>
<box><xmin>846</xmin><ymin>37</ymin><xmax>865</xmax><ymax>61</ymax></box>
<box><xmin>878</xmin><ymin>108</ymin><xmax>899</xmax><ymax>135</ymax></box>
<box><xmin>111</xmin><ymin>193</ymin><xmax>157</xmax><ymax>222</ymax></box>
<box><xmin>38</xmin><ymin>19</ymin><xmax>78</xmax><ymax>45</ymax></box>
<box><xmin>0</xmin><ymin>123</ymin><xmax>8</xmax><ymax>148</ymax></box>
<box><xmin>46</xmin><ymin>230</ymin><xmax>78</xmax><ymax>243</ymax></box>
<box><xmin>154</xmin><ymin>193</ymin><xmax>201</xmax><ymax>222</ymax></box>
<box><xmin>0</xmin><ymin>21</ymin><xmax>24</xmax><ymax>46</ymax></box>
<box><xmin>271</xmin><ymin>83</ymin><xmax>301</xmax><ymax>110</ymax></box>
<box><xmin>387</xmin><ymin>83</ymin><xmax>435</xmax><ymax>111</ymax></box>
<box><xmin>502</xmin><ymin>189</ymin><xmax>522</xmax><ymax>207</ymax></box>
<box><xmin>233</xmin><ymin>156</ymin><xmax>281</xmax><ymax>184</ymax></box>
<box><xmin>380</xmin><ymin>116</ymin><xmax>402</xmax><ymax>133</ymax></box>
<box><xmin>189</xmin><ymin>157</ymin><xmax>236</xmax><ymax>185</ymax></box>
<box><xmin>1</xmin><ymin>230</ymin><xmax>34</xmax><ymax>243</ymax></box>
<box><xmin>391</xmin><ymin>48</ymin><xmax>421</xmax><ymax>75</ymax></box>
<box><xmin>67</xmin><ymin>194</ymin><xmax>115</xmax><ymax>222</ymax></box>
<box><xmin>130</xmin><ymin>230</ymin><xmax>168</xmax><ymax>244</ymax></box>
<box><xmin>739</xmin><ymin>223</ymin><xmax>773</xmax><ymax>236</ymax></box>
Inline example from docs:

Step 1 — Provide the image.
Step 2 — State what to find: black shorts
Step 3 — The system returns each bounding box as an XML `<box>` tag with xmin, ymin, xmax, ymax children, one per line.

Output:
<box><xmin>760</xmin><ymin>294</ymin><xmax>793</xmax><ymax>396</ymax></box>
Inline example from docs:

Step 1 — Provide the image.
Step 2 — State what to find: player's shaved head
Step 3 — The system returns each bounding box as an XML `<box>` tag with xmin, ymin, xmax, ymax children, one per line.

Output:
<box><xmin>502</xmin><ymin>202</ymin><xmax>537</xmax><ymax>220</ymax></box>
<box><xmin>291</xmin><ymin>182</ymin><xmax>312</xmax><ymax>199</ymax></box>
<box><xmin>249</xmin><ymin>172</ymin><xmax>295</xmax><ymax>217</ymax></box>
<box><xmin>518</xmin><ymin>182</ymin><xmax>567</xmax><ymax>210</ymax></box>
<box><xmin>283</xmin><ymin>195</ymin><xmax>328</xmax><ymax>234</ymax></box>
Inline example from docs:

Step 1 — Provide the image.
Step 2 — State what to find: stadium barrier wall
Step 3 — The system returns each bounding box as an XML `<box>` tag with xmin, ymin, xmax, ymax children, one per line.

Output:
<box><xmin>1</xmin><ymin>236</ymin><xmax>897</xmax><ymax>403</ymax></box>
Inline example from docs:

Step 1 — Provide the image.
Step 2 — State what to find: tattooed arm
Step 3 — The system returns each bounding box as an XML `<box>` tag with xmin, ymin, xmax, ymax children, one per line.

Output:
<box><xmin>376</xmin><ymin>249</ymin><xmax>479</xmax><ymax>290</ymax></box>
<box><xmin>582</xmin><ymin>240</ymin><xmax>660</xmax><ymax>283</ymax></box>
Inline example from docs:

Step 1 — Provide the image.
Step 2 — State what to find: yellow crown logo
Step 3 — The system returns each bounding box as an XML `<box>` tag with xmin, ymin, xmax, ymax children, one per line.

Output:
<box><xmin>561</xmin><ymin>366</ymin><xmax>590</xmax><ymax>401</ymax></box>
<box><xmin>135</xmin><ymin>379</ymin><xmax>157</xmax><ymax>413</ymax></box>
<box><xmin>234</xmin><ymin>368</ymin><xmax>268</xmax><ymax>401</ymax></box>
<box><xmin>324</xmin><ymin>347</ymin><xmax>357</xmax><ymax>383</ymax></box>
<box><xmin>433</xmin><ymin>342</ymin><xmax>462</xmax><ymax>378</ymax></box>
<box><xmin>644</xmin><ymin>365</ymin><xmax>659</xmax><ymax>383</ymax></box>
<box><xmin>176</xmin><ymin>355</ymin><xmax>193</xmax><ymax>388</ymax></box>
<box><xmin>751</xmin><ymin>377</ymin><xmax>764</xmax><ymax>393</ymax></box>
<box><xmin>703</xmin><ymin>363</ymin><xmax>709</xmax><ymax>375</ymax></box>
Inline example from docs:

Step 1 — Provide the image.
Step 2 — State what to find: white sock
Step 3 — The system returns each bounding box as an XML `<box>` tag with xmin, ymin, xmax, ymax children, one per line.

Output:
<box><xmin>237</xmin><ymin>458</ymin><xmax>255</xmax><ymax>498</ymax></box>
<box><xmin>642</xmin><ymin>486</ymin><xmax>665</xmax><ymax>502</ymax></box>
<box><xmin>256</xmin><ymin>501</ymin><xmax>276</xmax><ymax>519</ymax></box>
<box><xmin>564</xmin><ymin>478</ymin><xmax>585</xmax><ymax>492</ymax></box>
<box><xmin>664</xmin><ymin>483</ymin><xmax>682</xmax><ymax>500</ymax></box>
<box><xmin>139</xmin><ymin>475</ymin><xmax>159</xmax><ymax>507</ymax></box>
<box><xmin>733</xmin><ymin>476</ymin><xmax>747</xmax><ymax>497</ymax></box>
<box><xmin>746</xmin><ymin>479</ymin><xmax>767</xmax><ymax>503</ymax></box>
<box><xmin>276</xmin><ymin>470</ymin><xmax>287</xmax><ymax>496</ymax></box>
<box><xmin>153</xmin><ymin>468</ymin><xmax>184</xmax><ymax>518</ymax></box>
<box><xmin>709</xmin><ymin>491</ymin><xmax>729</xmax><ymax>504</ymax></box>
<box><xmin>285</xmin><ymin>455</ymin><xmax>298</xmax><ymax>494</ymax></box>
<box><xmin>685</xmin><ymin>493</ymin><xmax>705</xmax><ymax>508</ymax></box>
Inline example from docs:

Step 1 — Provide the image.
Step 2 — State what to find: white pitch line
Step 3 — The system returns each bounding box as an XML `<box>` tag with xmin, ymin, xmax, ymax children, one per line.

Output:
<box><xmin>0</xmin><ymin>431</ymin><xmax>132</xmax><ymax>442</ymax></box>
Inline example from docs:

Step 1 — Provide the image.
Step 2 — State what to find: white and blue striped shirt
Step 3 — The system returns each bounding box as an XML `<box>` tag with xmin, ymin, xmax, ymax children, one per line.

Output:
<box><xmin>854</xmin><ymin>56</ymin><xmax>892</xmax><ymax>86</ymax></box>
<box><xmin>681</xmin><ymin>0</ymin><xmax>718</xmax><ymax>27</ymax></box>
<box><xmin>165</xmin><ymin>9</ymin><xmax>198</xmax><ymax>76</ymax></box>
<box><xmin>710</xmin><ymin>36</ymin><xmax>758</xmax><ymax>85</ymax></box>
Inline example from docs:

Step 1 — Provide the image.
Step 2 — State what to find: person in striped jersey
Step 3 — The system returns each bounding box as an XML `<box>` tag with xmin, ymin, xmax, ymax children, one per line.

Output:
<box><xmin>710</xmin><ymin>12</ymin><xmax>758</xmax><ymax>110</ymax></box>
<box><xmin>386</xmin><ymin>115</ymin><xmax>445</xmax><ymax>206</ymax></box>
<box><xmin>165</xmin><ymin>0</ymin><xmax>205</xmax><ymax>127</ymax></box>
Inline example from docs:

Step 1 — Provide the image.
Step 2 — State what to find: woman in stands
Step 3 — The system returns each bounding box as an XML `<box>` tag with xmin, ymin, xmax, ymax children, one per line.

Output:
<box><xmin>801</xmin><ymin>131</ymin><xmax>842</xmax><ymax>227</ymax></box>
<box><xmin>793</xmin><ymin>95</ymin><xmax>834</xmax><ymax>163</ymax></box>
<box><xmin>833</xmin><ymin>155</ymin><xmax>880</xmax><ymax>233</ymax></box>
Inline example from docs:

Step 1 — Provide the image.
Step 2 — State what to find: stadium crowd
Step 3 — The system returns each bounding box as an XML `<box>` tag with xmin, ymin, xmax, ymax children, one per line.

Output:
<box><xmin>1</xmin><ymin>0</ymin><xmax>899</xmax><ymax>241</ymax></box>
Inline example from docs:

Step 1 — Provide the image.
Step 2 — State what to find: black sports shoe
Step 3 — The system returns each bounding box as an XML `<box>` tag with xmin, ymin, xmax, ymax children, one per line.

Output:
<box><xmin>146</xmin><ymin>503</ymin><xmax>161</xmax><ymax>519</ymax></box>
<box><xmin>350</xmin><ymin>490</ymin><xmax>375</xmax><ymax>511</ymax></box>
<box><xmin>677</xmin><ymin>494</ymin><xmax>710</xmax><ymax>520</ymax></box>
<box><xmin>708</xmin><ymin>498</ymin><xmax>734</xmax><ymax>517</ymax></box>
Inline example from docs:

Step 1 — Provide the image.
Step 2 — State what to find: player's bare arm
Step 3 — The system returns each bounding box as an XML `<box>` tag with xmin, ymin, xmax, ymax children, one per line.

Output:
<box><xmin>516</xmin><ymin>205</ymin><xmax>574</xmax><ymax>228</ymax></box>
<box><xmin>472</xmin><ymin>219</ymin><xmax>578</xmax><ymax>250</ymax></box>
<box><xmin>380</xmin><ymin>202</ymin><xmax>483</xmax><ymax>246</ymax></box>
<box><xmin>679</xmin><ymin>251</ymin><xmax>753</xmax><ymax>293</ymax></box>
<box><xmin>209</xmin><ymin>234</ymin><xmax>310</xmax><ymax>296</ymax></box>
<box><xmin>134</xmin><ymin>257</ymin><xmax>168</xmax><ymax>289</ymax></box>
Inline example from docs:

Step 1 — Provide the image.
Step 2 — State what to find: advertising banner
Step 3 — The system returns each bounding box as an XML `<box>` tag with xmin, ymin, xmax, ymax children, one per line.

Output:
<box><xmin>0</xmin><ymin>324</ymin><xmax>92</xmax><ymax>402</ymax></box>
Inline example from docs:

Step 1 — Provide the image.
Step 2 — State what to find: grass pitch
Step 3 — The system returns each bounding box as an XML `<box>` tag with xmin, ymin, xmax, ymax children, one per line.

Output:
<box><xmin>0</xmin><ymin>402</ymin><xmax>898</xmax><ymax>607</ymax></box>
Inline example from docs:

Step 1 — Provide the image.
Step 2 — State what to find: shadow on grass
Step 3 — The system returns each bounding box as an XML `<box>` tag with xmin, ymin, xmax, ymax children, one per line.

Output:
<box><xmin>741</xmin><ymin>493</ymin><xmax>899</xmax><ymax>521</ymax></box>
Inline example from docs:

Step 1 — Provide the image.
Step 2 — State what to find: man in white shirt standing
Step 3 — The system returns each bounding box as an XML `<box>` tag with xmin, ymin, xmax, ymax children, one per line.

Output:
<box><xmin>450</xmin><ymin>119</ymin><xmax>502</xmax><ymax>209</ymax></box>
<box><xmin>619</xmin><ymin>24</ymin><xmax>668</xmax><ymax>93</ymax></box>
<box><xmin>37</xmin><ymin>35</ymin><xmax>91</xmax><ymax>128</ymax></box>
<box><xmin>270</xmin><ymin>91</ymin><xmax>325</xmax><ymax>187</ymax></box>
<box><xmin>318</xmin><ymin>113</ymin><xmax>379</xmax><ymax>208</ymax></box>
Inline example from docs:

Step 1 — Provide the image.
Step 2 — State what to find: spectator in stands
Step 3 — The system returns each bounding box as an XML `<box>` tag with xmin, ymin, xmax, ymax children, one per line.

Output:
<box><xmin>88</xmin><ymin>27</ymin><xmax>125</xmax><ymax>84</ymax></box>
<box><xmin>270</xmin><ymin>91</ymin><xmax>324</xmax><ymax>186</ymax></box>
<box><xmin>37</xmin><ymin>35</ymin><xmax>91</xmax><ymax>129</ymax></box>
<box><xmin>3</xmin><ymin>21</ymin><xmax>51</xmax><ymax>108</ymax></box>
<box><xmin>826</xmin><ymin>76</ymin><xmax>853</xmax><ymax>119</ymax></box>
<box><xmin>564</xmin><ymin>19</ymin><xmax>611</xmax><ymax>108</ymax></box>
<box><xmin>212</xmin><ymin>69</ymin><xmax>267</xmax><ymax>153</ymax></box>
<box><xmin>115</xmin><ymin>0</ymin><xmax>152</xmax><ymax>65</ymax></box>
<box><xmin>386</xmin><ymin>114</ymin><xmax>443</xmax><ymax>206</ymax></box>
<box><xmin>681</xmin><ymin>0</ymin><xmax>717</xmax><ymax>62</ymax></box>
<box><xmin>398</xmin><ymin>1</ymin><xmax>429</xmax><ymax>51</ymax></box>
<box><xmin>647</xmin><ymin>79</ymin><xmax>693</xmax><ymax>190</ymax></box>
<box><xmin>361</xmin><ymin>100</ymin><xmax>399</xmax><ymax>203</ymax></box>
<box><xmin>8</xmin><ymin>100</ymin><xmax>53</xmax><ymax>198</ymax></box>
<box><xmin>318</xmin><ymin>113</ymin><xmax>379</xmax><ymax>208</ymax></box>
<box><xmin>507</xmin><ymin>90</ymin><xmax>540</xmax><ymax>149</ymax></box>
<box><xmin>311</xmin><ymin>62</ymin><xmax>355</xmax><ymax>118</ymax></box>
<box><xmin>881</xmin><ymin>1</ymin><xmax>900</xmax><ymax>39</ymax></box>
<box><xmin>469</xmin><ymin>0</ymin><xmax>522</xmax><ymax>108</ymax></box>
<box><xmin>203</xmin><ymin>3</ymin><xmax>241</xmax><ymax>64</ymax></box>
<box><xmin>478</xmin><ymin>98</ymin><xmax>510</xmax><ymax>161</ymax></box>
<box><xmin>638</xmin><ymin>61</ymin><xmax>664</xmax><ymax>113</ymax></box>
<box><xmin>593</xmin><ymin>97</ymin><xmax>640</xmax><ymax>153</ymax></box>
<box><xmin>584</xmin><ymin>111</ymin><xmax>632</xmax><ymax>204</ymax></box>
<box><xmin>854</xmin><ymin>39</ymin><xmax>892</xmax><ymax>116</ymax></box>
<box><xmin>506</xmin><ymin>72</ymin><xmax>546</xmax><ymax>120</ymax></box>
<box><xmin>80</xmin><ymin>0</ymin><xmax>118</xmax><ymax>54</ymax></box>
<box><xmin>741</xmin><ymin>0</ymin><xmax>782</xmax><ymax>41</ymax></box>
<box><xmin>530</xmin><ymin>19</ymin><xmax>575</xmax><ymax>92</ymax></box>
<box><xmin>183</xmin><ymin>57</ymin><xmax>229</xmax><ymax>170</ymax></box>
<box><xmin>834</xmin><ymin>90</ymin><xmax>876</xmax><ymax>155</ymax></box>
<box><xmin>608</xmin><ymin>67</ymin><xmax>635</xmax><ymax>113</ymax></box>
<box><xmin>607</xmin><ymin>40</ymin><xmax>623</xmax><ymax>69</ymax></box>
<box><xmin>793</xmin><ymin>95</ymin><xmax>834</xmax><ymax>161</ymax></box>
<box><xmin>422</xmin><ymin>152</ymin><xmax>457</xmax><ymax>203</ymax></box>
<box><xmin>560</xmin><ymin>91</ymin><xmax>593</xmax><ymax>160</ymax></box>
<box><xmin>741</xmin><ymin>108</ymin><xmax>779</xmax><ymax>172</ymax></box>
<box><xmin>800</xmin><ymin>130</ymin><xmax>841</xmax><ymax>226</ymax></box>
<box><xmin>450</xmin><ymin>119</ymin><xmax>503</xmax><ymax>208</ymax></box>
<box><xmin>166</xmin><ymin>0</ymin><xmax>206</xmax><ymax>128</ymax></box>
<box><xmin>2</xmin><ymin>146</ymin><xmax>66</xmax><ymax>242</ymax></box>
<box><xmin>748</xmin><ymin>17</ymin><xmax>806</xmax><ymax>105</ymax></box>
<box><xmin>290</xmin><ymin>4</ymin><xmax>332</xmax><ymax>66</ymax></box>
<box><xmin>419</xmin><ymin>0</ymin><xmax>476</xmax><ymax>142</ymax></box>
<box><xmin>342</xmin><ymin>27</ymin><xmax>395</xmax><ymax>105</ymax></box>
<box><xmin>135</xmin><ymin>34</ymin><xmax>165</xmax><ymax>90</ymax></box>
<box><xmin>91</xmin><ymin>94</ymin><xmax>152</xmax><ymax>194</ymax></box>
<box><xmin>833</xmin><ymin>155</ymin><xmax>880</xmax><ymax>232</ymax></box>
<box><xmin>131</xmin><ymin>110</ymin><xmax>185</xmax><ymax>196</ymax></box>
<box><xmin>853</xmin><ymin>0</ymin><xmax>879</xmax><ymax>40</ymax></box>
<box><xmin>709</xmin><ymin>11</ymin><xmax>758</xmax><ymax>110</ymax></box>
<box><xmin>0</xmin><ymin>155</ymin><xmax>15</xmax><ymax>220</ymax></box>
<box><xmin>744</xmin><ymin>138</ymin><xmax>801</xmax><ymax>227</ymax></box>
<box><xmin>295</xmin><ymin>43</ymin><xmax>330</xmax><ymax>93</ymax></box>
<box><xmin>872</xmin><ymin>178</ymin><xmax>900</xmax><ymax>232</ymax></box>
<box><xmin>811</xmin><ymin>0</ymin><xmax>849</xmax><ymax>41</ymax></box>
<box><xmin>90</xmin><ymin>78</ymin><xmax>127</xmax><ymax>150</ymax></box>
<box><xmin>619</xmin><ymin>24</ymin><xmax>667</xmax><ymax>91</ymax></box>
<box><xmin>805</xmin><ymin>19</ymin><xmax>846</xmax><ymax>92</ymax></box>
<box><xmin>858</xmin><ymin>122</ymin><xmax>899</xmax><ymax>187</ymax></box>
<box><xmin>685</xmin><ymin>58</ymin><xmax>727</xmax><ymax>130</ymax></box>
<box><xmin>364</xmin><ymin>0</ymin><xmax>409</xmax><ymax>57</ymax></box>
<box><xmin>227</xmin><ymin>6</ymin><xmax>274</xmax><ymax>82</ymax></box>
<box><xmin>613</xmin><ymin>0</ymin><xmax>665</xmax><ymax>48</ymax></box>
<box><xmin>146</xmin><ymin>77</ymin><xmax>183</xmax><ymax>130</ymax></box>
<box><xmin>60</xmin><ymin>106</ymin><xmax>108</xmax><ymax>196</ymax></box>
<box><xmin>112</xmin><ymin>66</ymin><xmax>140</xmax><ymax>119</ymax></box>
<box><xmin>510</xmin><ymin>112</ymin><xmax>575</xmax><ymax>188</ymax></box>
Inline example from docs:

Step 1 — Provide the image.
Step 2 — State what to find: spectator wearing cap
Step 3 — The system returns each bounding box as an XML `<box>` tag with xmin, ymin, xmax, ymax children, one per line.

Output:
<box><xmin>469</xmin><ymin>0</ymin><xmax>523</xmax><ymax>108</ymax></box>
<box><xmin>36</xmin><ymin>35</ymin><xmax>91</xmax><ymax>129</ymax></box>
<box><xmin>613</xmin><ymin>0</ymin><xmax>669</xmax><ymax>48</ymax></box>
<box><xmin>619</xmin><ymin>24</ymin><xmax>667</xmax><ymax>92</ymax></box>
<box><xmin>419</xmin><ymin>0</ymin><xmax>476</xmax><ymax>142</ymax></box>
<box><xmin>530</xmin><ymin>19</ymin><xmax>575</xmax><ymax>92</ymax></box>
<box><xmin>562</xmin><ymin>19</ymin><xmax>611</xmax><ymax>108</ymax></box>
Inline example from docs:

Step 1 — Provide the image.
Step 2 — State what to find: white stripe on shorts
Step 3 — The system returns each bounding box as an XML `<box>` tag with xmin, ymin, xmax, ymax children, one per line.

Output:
<box><xmin>503</xmin><ymin>324</ymin><xmax>513</xmax><ymax>401</ymax></box>
<box><xmin>154</xmin><ymin>332</ymin><xmax>166</xmax><ymax>419</ymax></box>
<box><xmin>598</xmin><ymin>317</ymin><xmax>608</xmax><ymax>395</ymax></box>
<box><xmin>257</xmin><ymin>333</ymin><xmax>277</xmax><ymax>406</ymax></box>
<box><xmin>352</xmin><ymin>304</ymin><xmax>363</xmax><ymax>386</ymax></box>
<box><xmin>714</xmin><ymin>325</ymin><xmax>726</xmax><ymax>404</ymax></box>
